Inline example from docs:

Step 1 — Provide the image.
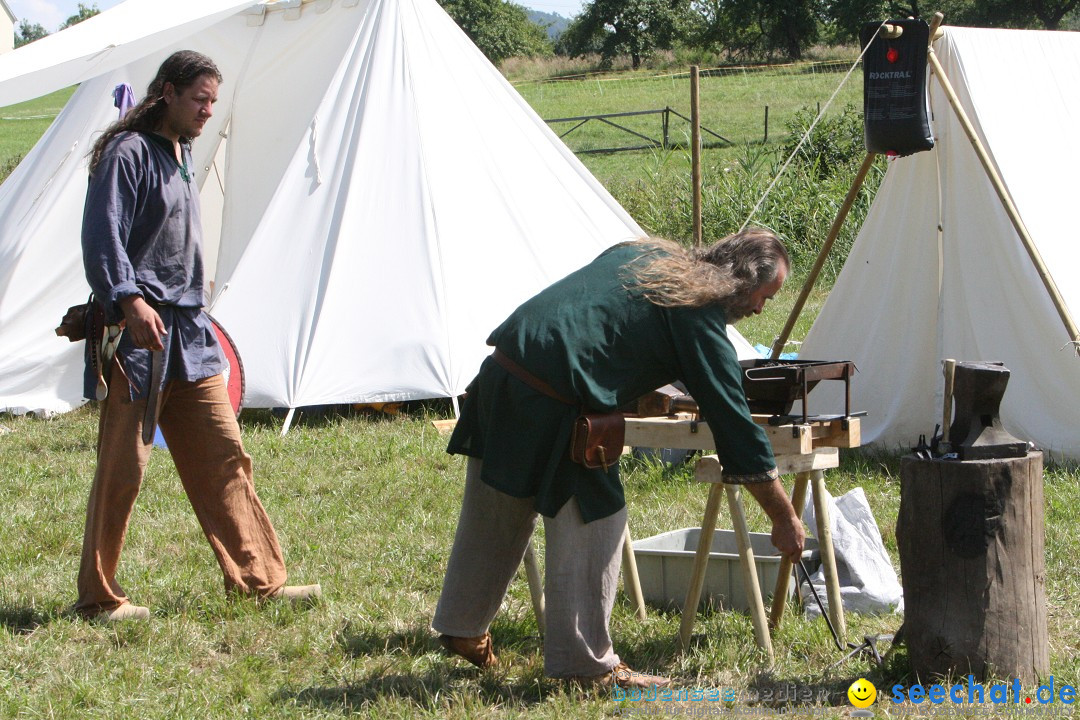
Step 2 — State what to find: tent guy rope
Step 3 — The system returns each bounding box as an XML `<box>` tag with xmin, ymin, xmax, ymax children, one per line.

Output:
<box><xmin>737</xmin><ymin>21</ymin><xmax>888</xmax><ymax>236</ymax></box>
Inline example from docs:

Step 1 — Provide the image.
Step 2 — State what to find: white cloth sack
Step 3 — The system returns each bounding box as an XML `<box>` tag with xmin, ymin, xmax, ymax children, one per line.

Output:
<box><xmin>800</xmin><ymin>486</ymin><xmax>903</xmax><ymax>617</ymax></box>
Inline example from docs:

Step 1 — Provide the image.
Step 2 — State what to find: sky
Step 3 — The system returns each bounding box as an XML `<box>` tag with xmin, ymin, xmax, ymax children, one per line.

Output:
<box><xmin>8</xmin><ymin>0</ymin><xmax>585</xmax><ymax>31</ymax></box>
<box><xmin>521</xmin><ymin>0</ymin><xmax>583</xmax><ymax>17</ymax></box>
<box><xmin>7</xmin><ymin>0</ymin><xmax>123</xmax><ymax>30</ymax></box>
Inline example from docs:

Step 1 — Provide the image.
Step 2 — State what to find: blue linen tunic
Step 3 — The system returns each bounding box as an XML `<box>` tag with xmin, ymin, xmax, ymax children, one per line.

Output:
<box><xmin>81</xmin><ymin>131</ymin><xmax>224</xmax><ymax>400</ymax></box>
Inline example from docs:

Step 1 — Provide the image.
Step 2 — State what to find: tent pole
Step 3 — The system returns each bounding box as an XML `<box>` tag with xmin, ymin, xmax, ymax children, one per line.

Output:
<box><xmin>280</xmin><ymin>407</ymin><xmax>296</xmax><ymax>437</ymax></box>
<box><xmin>928</xmin><ymin>40</ymin><xmax>1080</xmax><ymax>352</ymax></box>
<box><xmin>770</xmin><ymin>151</ymin><xmax>877</xmax><ymax>359</ymax></box>
<box><xmin>690</xmin><ymin>66</ymin><xmax>702</xmax><ymax>248</ymax></box>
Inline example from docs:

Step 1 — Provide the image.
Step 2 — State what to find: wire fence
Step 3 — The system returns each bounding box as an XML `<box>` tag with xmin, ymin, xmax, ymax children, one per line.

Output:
<box><xmin>512</xmin><ymin>59</ymin><xmax>857</xmax><ymax>87</ymax></box>
<box><xmin>518</xmin><ymin>59</ymin><xmax>863</xmax><ymax>154</ymax></box>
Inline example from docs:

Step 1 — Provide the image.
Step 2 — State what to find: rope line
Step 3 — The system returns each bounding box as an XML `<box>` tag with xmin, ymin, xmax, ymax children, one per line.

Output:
<box><xmin>738</xmin><ymin>22</ymin><xmax>888</xmax><ymax>233</ymax></box>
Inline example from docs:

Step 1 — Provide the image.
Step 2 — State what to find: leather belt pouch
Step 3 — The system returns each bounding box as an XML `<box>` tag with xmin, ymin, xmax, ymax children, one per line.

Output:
<box><xmin>570</xmin><ymin>412</ymin><xmax>626</xmax><ymax>470</ymax></box>
<box><xmin>55</xmin><ymin>295</ymin><xmax>103</xmax><ymax>343</ymax></box>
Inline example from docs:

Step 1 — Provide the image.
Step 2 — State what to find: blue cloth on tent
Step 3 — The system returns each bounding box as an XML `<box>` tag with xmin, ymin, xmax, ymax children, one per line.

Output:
<box><xmin>113</xmin><ymin>83</ymin><xmax>135</xmax><ymax>118</ymax></box>
<box><xmin>754</xmin><ymin>343</ymin><xmax>798</xmax><ymax>360</ymax></box>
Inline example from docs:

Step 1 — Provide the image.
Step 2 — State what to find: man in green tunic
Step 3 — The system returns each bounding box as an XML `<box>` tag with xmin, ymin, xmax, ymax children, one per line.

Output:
<box><xmin>433</xmin><ymin>228</ymin><xmax>803</xmax><ymax>687</ymax></box>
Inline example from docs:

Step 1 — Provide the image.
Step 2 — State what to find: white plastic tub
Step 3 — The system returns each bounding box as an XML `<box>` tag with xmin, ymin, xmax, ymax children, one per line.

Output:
<box><xmin>631</xmin><ymin>527</ymin><xmax>818</xmax><ymax>612</ymax></box>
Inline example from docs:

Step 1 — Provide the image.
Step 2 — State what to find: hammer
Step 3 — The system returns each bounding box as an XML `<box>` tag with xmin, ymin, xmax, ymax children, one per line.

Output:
<box><xmin>939</xmin><ymin>358</ymin><xmax>956</xmax><ymax>454</ymax></box>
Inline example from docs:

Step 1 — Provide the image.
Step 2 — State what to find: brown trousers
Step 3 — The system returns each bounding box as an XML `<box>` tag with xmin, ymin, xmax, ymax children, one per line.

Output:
<box><xmin>75</xmin><ymin>362</ymin><xmax>287</xmax><ymax>614</ymax></box>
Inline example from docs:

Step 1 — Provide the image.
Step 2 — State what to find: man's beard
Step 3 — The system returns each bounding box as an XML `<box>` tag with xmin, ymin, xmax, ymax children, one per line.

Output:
<box><xmin>723</xmin><ymin>299</ymin><xmax>752</xmax><ymax>323</ymax></box>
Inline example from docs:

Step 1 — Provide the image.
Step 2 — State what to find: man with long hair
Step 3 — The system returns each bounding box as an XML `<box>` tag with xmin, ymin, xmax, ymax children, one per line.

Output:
<box><xmin>76</xmin><ymin>50</ymin><xmax>319</xmax><ymax>621</ymax></box>
<box><xmin>433</xmin><ymin>228</ymin><xmax>802</xmax><ymax>687</ymax></box>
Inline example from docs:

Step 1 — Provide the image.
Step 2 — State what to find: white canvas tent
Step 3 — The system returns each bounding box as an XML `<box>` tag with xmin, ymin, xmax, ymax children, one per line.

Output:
<box><xmin>801</xmin><ymin>26</ymin><xmax>1080</xmax><ymax>460</ymax></box>
<box><xmin>0</xmin><ymin>0</ymin><xmax>761</xmax><ymax>416</ymax></box>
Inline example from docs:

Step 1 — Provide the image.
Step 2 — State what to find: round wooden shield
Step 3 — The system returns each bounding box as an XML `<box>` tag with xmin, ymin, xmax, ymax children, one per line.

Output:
<box><xmin>208</xmin><ymin>314</ymin><xmax>245</xmax><ymax>416</ymax></box>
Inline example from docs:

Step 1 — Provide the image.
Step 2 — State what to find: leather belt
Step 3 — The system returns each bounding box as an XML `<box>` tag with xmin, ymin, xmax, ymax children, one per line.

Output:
<box><xmin>490</xmin><ymin>348</ymin><xmax>575</xmax><ymax>406</ymax></box>
<box><xmin>142</xmin><ymin>348</ymin><xmax>165</xmax><ymax>444</ymax></box>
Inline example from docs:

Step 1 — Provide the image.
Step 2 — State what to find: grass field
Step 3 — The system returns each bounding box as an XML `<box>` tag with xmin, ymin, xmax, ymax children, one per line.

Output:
<box><xmin>2</xmin><ymin>394</ymin><xmax>1079</xmax><ymax>719</ymax></box>
<box><xmin>513</xmin><ymin>60</ymin><xmax>864</xmax><ymax>189</ymax></box>
<box><xmin>510</xmin><ymin>59</ymin><xmax>876</xmax><ymax>276</ymax></box>
<box><xmin>0</xmin><ymin>87</ymin><xmax>76</xmax><ymax>177</ymax></box>
<box><xmin>2</xmin><ymin>57</ymin><xmax>1078</xmax><ymax>719</ymax></box>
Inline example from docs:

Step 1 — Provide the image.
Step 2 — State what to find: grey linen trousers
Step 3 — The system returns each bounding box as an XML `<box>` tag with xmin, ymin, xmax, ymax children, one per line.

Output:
<box><xmin>434</xmin><ymin>457</ymin><xmax>627</xmax><ymax>678</ymax></box>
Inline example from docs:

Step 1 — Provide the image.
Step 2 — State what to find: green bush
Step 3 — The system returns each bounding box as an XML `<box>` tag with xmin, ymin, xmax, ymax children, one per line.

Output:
<box><xmin>780</xmin><ymin>103</ymin><xmax>865</xmax><ymax>181</ymax></box>
<box><xmin>0</xmin><ymin>154</ymin><xmax>22</xmax><ymax>184</ymax></box>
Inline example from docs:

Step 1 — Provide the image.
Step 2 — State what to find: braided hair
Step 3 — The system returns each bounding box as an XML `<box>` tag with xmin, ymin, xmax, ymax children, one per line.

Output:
<box><xmin>88</xmin><ymin>50</ymin><xmax>222</xmax><ymax>173</ymax></box>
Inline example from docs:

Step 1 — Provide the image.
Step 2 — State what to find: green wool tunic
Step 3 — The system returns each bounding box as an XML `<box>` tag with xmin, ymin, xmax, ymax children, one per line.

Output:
<box><xmin>447</xmin><ymin>242</ymin><xmax>778</xmax><ymax>523</ymax></box>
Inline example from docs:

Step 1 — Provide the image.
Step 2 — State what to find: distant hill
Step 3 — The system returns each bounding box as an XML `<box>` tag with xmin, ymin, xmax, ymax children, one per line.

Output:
<box><xmin>527</xmin><ymin>9</ymin><xmax>570</xmax><ymax>40</ymax></box>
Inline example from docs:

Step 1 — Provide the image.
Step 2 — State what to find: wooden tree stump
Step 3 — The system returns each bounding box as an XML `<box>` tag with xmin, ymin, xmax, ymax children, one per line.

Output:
<box><xmin>897</xmin><ymin>451</ymin><xmax>1047</xmax><ymax>683</ymax></box>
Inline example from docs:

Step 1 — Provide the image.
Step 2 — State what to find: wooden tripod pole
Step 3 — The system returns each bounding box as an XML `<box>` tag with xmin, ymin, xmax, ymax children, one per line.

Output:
<box><xmin>927</xmin><ymin>30</ymin><xmax>1080</xmax><ymax>352</ymax></box>
<box><xmin>770</xmin><ymin>152</ymin><xmax>877</xmax><ymax>359</ymax></box>
<box><xmin>691</xmin><ymin>65</ymin><xmax>702</xmax><ymax>248</ymax></box>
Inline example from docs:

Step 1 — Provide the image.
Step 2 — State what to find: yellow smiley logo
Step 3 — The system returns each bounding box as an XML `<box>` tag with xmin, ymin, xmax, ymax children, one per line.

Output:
<box><xmin>848</xmin><ymin>678</ymin><xmax>877</xmax><ymax>708</ymax></box>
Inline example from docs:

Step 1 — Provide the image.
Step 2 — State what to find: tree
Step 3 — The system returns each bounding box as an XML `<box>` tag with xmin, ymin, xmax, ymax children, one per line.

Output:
<box><xmin>560</xmin><ymin>0</ymin><xmax>691</xmax><ymax>69</ymax></box>
<box><xmin>59</xmin><ymin>2</ymin><xmax>101</xmax><ymax>30</ymax></box>
<box><xmin>14</xmin><ymin>19</ymin><xmax>48</xmax><ymax>47</ymax></box>
<box><xmin>438</xmin><ymin>0</ymin><xmax>552</xmax><ymax>65</ymax></box>
<box><xmin>955</xmin><ymin>0</ymin><xmax>1080</xmax><ymax>29</ymax></box>
<box><xmin>821</xmin><ymin>0</ymin><xmax>887</xmax><ymax>44</ymax></box>
<box><xmin>1062</xmin><ymin>5</ymin><xmax>1080</xmax><ymax>28</ymax></box>
<box><xmin>764</xmin><ymin>0</ymin><xmax>825</xmax><ymax>59</ymax></box>
<box><xmin>822</xmin><ymin>0</ymin><xmax>1078</xmax><ymax>42</ymax></box>
<box><xmin>694</xmin><ymin>0</ymin><xmax>824</xmax><ymax>62</ymax></box>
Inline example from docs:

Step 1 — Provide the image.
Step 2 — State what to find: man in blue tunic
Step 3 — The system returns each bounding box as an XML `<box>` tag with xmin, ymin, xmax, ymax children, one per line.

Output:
<box><xmin>433</xmin><ymin>229</ymin><xmax>802</xmax><ymax>687</ymax></box>
<box><xmin>76</xmin><ymin>50</ymin><xmax>319</xmax><ymax>621</ymax></box>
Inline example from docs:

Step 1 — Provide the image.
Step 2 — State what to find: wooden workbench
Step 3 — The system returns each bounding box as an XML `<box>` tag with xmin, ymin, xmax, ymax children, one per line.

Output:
<box><xmin>623</xmin><ymin>414</ymin><xmax>860</xmax><ymax>661</ymax></box>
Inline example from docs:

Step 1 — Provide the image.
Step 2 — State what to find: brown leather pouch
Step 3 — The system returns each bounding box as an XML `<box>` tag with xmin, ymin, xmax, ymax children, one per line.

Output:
<box><xmin>55</xmin><ymin>294</ymin><xmax>103</xmax><ymax>343</ymax></box>
<box><xmin>55</xmin><ymin>302</ymin><xmax>90</xmax><ymax>341</ymax></box>
<box><xmin>570</xmin><ymin>412</ymin><xmax>626</xmax><ymax>470</ymax></box>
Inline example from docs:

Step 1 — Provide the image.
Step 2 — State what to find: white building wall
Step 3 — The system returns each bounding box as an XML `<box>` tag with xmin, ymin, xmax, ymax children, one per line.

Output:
<box><xmin>0</xmin><ymin>0</ymin><xmax>15</xmax><ymax>54</ymax></box>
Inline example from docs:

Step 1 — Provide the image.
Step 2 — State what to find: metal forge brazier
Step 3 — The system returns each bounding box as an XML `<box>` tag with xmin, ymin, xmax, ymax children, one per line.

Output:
<box><xmin>738</xmin><ymin>359</ymin><xmax>857</xmax><ymax>425</ymax></box>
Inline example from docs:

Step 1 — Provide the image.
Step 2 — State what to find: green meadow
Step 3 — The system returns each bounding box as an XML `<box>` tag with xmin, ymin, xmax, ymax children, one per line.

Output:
<box><xmin>513</xmin><ymin>60</ymin><xmax>862</xmax><ymax>179</ymax></box>
<box><xmin>513</xmin><ymin>59</ymin><xmax>877</xmax><ymax>283</ymax></box>
<box><xmin>0</xmin><ymin>87</ymin><xmax>75</xmax><ymax>178</ymax></box>
<box><xmin>1</xmin><ymin>60</ymin><xmax>1077</xmax><ymax>719</ymax></box>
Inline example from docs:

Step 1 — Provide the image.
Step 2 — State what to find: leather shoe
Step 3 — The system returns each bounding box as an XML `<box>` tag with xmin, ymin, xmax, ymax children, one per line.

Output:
<box><xmin>96</xmin><ymin>604</ymin><xmax>150</xmax><ymax>622</ymax></box>
<box><xmin>438</xmin><ymin>632</ymin><xmax>497</xmax><ymax>669</ymax></box>
<box><xmin>574</xmin><ymin>662</ymin><xmax>671</xmax><ymax>689</ymax></box>
<box><xmin>270</xmin><ymin>583</ymin><xmax>322</xmax><ymax>603</ymax></box>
